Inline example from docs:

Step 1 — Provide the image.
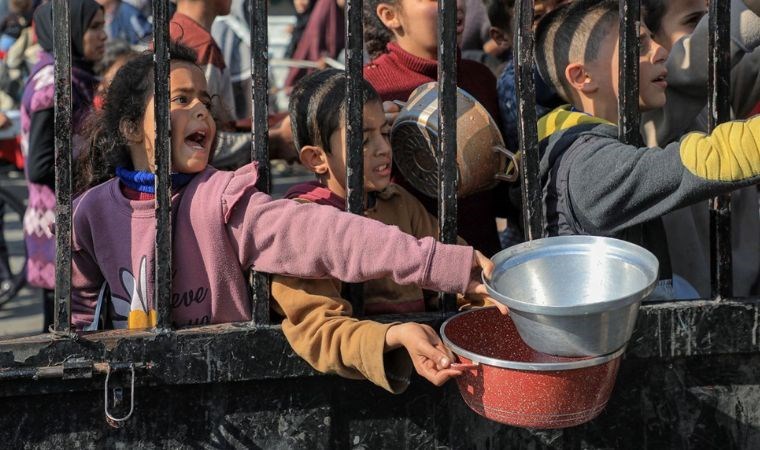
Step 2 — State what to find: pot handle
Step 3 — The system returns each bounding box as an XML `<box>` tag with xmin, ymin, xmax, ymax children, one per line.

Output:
<box><xmin>450</xmin><ymin>362</ymin><xmax>479</xmax><ymax>370</ymax></box>
<box><xmin>493</xmin><ymin>145</ymin><xmax>521</xmax><ymax>183</ymax></box>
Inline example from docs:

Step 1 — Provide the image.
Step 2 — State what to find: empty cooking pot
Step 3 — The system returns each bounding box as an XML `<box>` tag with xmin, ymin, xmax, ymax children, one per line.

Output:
<box><xmin>441</xmin><ymin>308</ymin><xmax>625</xmax><ymax>429</ymax></box>
<box><xmin>391</xmin><ymin>82</ymin><xmax>518</xmax><ymax>198</ymax></box>
<box><xmin>484</xmin><ymin>235</ymin><xmax>659</xmax><ymax>357</ymax></box>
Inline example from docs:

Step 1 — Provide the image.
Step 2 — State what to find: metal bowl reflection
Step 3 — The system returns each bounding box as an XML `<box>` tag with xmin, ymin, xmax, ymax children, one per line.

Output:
<box><xmin>484</xmin><ymin>236</ymin><xmax>659</xmax><ymax>357</ymax></box>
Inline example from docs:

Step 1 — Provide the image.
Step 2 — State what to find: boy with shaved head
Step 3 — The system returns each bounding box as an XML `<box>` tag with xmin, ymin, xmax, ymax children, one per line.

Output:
<box><xmin>533</xmin><ymin>0</ymin><xmax>760</xmax><ymax>299</ymax></box>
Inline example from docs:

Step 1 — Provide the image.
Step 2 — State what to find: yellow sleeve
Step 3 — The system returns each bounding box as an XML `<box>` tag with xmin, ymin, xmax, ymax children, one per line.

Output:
<box><xmin>680</xmin><ymin>116</ymin><xmax>760</xmax><ymax>181</ymax></box>
<box><xmin>271</xmin><ymin>275</ymin><xmax>413</xmax><ymax>394</ymax></box>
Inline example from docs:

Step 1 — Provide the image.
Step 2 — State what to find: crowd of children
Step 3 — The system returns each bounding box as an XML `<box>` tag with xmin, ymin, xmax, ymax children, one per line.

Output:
<box><xmin>0</xmin><ymin>0</ymin><xmax>758</xmax><ymax>396</ymax></box>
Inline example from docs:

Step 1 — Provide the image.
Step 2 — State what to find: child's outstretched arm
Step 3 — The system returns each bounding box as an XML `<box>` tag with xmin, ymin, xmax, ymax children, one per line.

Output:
<box><xmin>272</xmin><ymin>275</ymin><xmax>415</xmax><ymax>393</ymax></box>
<box><xmin>272</xmin><ymin>274</ymin><xmax>470</xmax><ymax>392</ymax></box>
<box><xmin>562</xmin><ymin>119</ymin><xmax>760</xmax><ymax>236</ymax></box>
<box><xmin>223</xmin><ymin>166</ymin><xmax>488</xmax><ymax>295</ymax></box>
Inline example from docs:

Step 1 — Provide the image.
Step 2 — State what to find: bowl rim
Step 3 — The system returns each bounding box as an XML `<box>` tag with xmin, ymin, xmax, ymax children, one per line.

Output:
<box><xmin>440</xmin><ymin>308</ymin><xmax>626</xmax><ymax>371</ymax></box>
<box><xmin>483</xmin><ymin>235</ymin><xmax>659</xmax><ymax>315</ymax></box>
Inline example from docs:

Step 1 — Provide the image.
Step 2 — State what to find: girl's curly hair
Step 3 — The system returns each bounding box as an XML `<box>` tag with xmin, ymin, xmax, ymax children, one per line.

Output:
<box><xmin>75</xmin><ymin>42</ymin><xmax>220</xmax><ymax>194</ymax></box>
<box><xmin>363</xmin><ymin>0</ymin><xmax>397</xmax><ymax>60</ymax></box>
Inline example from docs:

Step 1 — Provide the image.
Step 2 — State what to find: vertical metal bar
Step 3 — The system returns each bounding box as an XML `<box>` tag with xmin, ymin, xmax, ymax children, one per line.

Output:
<box><xmin>618</xmin><ymin>0</ymin><xmax>641</xmax><ymax>146</ymax></box>
<box><xmin>250</xmin><ymin>0</ymin><xmax>272</xmax><ymax>325</ymax></box>
<box><xmin>345</xmin><ymin>0</ymin><xmax>364</xmax><ymax>314</ymax></box>
<box><xmin>438</xmin><ymin>0</ymin><xmax>458</xmax><ymax>312</ymax></box>
<box><xmin>153</xmin><ymin>0</ymin><xmax>172</xmax><ymax>329</ymax></box>
<box><xmin>708</xmin><ymin>0</ymin><xmax>732</xmax><ymax>299</ymax></box>
<box><xmin>52</xmin><ymin>0</ymin><xmax>72</xmax><ymax>333</ymax></box>
<box><xmin>514</xmin><ymin>0</ymin><xmax>543</xmax><ymax>240</ymax></box>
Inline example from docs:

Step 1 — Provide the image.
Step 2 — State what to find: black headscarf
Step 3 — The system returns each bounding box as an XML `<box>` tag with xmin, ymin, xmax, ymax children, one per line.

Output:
<box><xmin>33</xmin><ymin>0</ymin><xmax>102</xmax><ymax>71</ymax></box>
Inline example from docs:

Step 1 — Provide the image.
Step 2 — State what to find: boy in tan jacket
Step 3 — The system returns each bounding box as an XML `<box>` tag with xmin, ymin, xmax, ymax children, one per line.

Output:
<box><xmin>272</xmin><ymin>69</ymin><xmax>505</xmax><ymax>393</ymax></box>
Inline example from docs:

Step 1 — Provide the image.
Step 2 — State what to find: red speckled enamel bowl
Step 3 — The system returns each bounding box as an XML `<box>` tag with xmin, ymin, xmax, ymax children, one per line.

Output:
<box><xmin>441</xmin><ymin>307</ymin><xmax>625</xmax><ymax>429</ymax></box>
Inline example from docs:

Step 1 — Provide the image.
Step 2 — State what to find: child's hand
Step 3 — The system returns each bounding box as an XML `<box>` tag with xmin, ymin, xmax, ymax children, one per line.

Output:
<box><xmin>385</xmin><ymin>322</ymin><xmax>465</xmax><ymax>386</ymax></box>
<box><xmin>382</xmin><ymin>100</ymin><xmax>403</xmax><ymax>127</ymax></box>
<box><xmin>467</xmin><ymin>251</ymin><xmax>509</xmax><ymax>315</ymax></box>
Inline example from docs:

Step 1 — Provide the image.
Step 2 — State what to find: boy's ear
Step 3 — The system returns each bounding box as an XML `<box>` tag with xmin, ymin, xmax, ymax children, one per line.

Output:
<box><xmin>565</xmin><ymin>62</ymin><xmax>597</xmax><ymax>94</ymax></box>
<box><xmin>119</xmin><ymin>119</ymin><xmax>144</xmax><ymax>144</ymax></box>
<box><xmin>299</xmin><ymin>145</ymin><xmax>330</xmax><ymax>175</ymax></box>
<box><xmin>489</xmin><ymin>26</ymin><xmax>511</xmax><ymax>50</ymax></box>
<box><xmin>377</xmin><ymin>3</ymin><xmax>401</xmax><ymax>31</ymax></box>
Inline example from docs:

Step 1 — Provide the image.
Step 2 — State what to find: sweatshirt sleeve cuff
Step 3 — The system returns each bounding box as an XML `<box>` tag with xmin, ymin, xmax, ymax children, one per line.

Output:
<box><xmin>423</xmin><ymin>242</ymin><xmax>475</xmax><ymax>294</ymax></box>
<box><xmin>360</xmin><ymin>322</ymin><xmax>411</xmax><ymax>394</ymax></box>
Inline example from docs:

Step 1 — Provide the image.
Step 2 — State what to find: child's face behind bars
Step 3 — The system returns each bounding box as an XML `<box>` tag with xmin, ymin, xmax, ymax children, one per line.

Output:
<box><xmin>653</xmin><ymin>0</ymin><xmax>706</xmax><ymax>51</ymax></box>
<box><xmin>322</xmin><ymin>100</ymin><xmax>394</xmax><ymax>199</ymax></box>
<box><xmin>578</xmin><ymin>22</ymin><xmax>669</xmax><ymax>120</ymax></box>
<box><xmin>135</xmin><ymin>62</ymin><xmax>216</xmax><ymax>174</ymax></box>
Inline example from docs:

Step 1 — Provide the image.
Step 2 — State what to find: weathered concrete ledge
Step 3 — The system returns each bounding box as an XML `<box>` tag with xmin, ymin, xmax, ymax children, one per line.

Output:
<box><xmin>0</xmin><ymin>301</ymin><xmax>759</xmax><ymax>449</ymax></box>
<box><xmin>0</xmin><ymin>301</ymin><xmax>758</xmax><ymax>393</ymax></box>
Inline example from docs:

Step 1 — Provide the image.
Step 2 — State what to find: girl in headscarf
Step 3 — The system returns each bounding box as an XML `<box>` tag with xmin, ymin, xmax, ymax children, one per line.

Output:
<box><xmin>20</xmin><ymin>0</ymin><xmax>106</xmax><ymax>331</ymax></box>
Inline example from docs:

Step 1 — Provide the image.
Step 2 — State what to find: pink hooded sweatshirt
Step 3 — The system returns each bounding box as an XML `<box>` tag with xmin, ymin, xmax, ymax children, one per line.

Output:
<box><xmin>71</xmin><ymin>164</ymin><xmax>474</xmax><ymax>329</ymax></box>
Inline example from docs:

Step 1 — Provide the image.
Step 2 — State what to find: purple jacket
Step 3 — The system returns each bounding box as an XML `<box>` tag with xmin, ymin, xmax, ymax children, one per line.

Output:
<box><xmin>20</xmin><ymin>52</ymin><xmax>98</xmax><ymax>289</ymax></box>
<box><xmin>71</xmin><ymin>164</ymin><xmax>474</xmax><ymax>329</ymax></box>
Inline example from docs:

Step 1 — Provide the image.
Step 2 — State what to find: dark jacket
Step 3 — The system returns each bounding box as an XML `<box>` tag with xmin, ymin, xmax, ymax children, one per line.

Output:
<box><xmin>537</xmin><ymin>106</ymin><xmax>760</xmax><ymax>299</ymax></box>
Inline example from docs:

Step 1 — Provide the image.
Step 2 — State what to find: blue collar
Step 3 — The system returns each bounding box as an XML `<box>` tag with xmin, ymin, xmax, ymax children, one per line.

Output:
<box><xmin>116</xmin><ymin>166</ymin><xmax>195</xmax><ymax>194</ymax></box>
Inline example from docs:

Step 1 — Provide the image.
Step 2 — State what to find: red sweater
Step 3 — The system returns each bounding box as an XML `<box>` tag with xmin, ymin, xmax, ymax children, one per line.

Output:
<box><xmin>363</xmin><ymin>43</ymin><xmax>505</xmax><ymax>256</ymax></box>
<box><xmin>363</xmin><ymin>42</ymin><xmax>502</xmax><ymax>126</ymax></box>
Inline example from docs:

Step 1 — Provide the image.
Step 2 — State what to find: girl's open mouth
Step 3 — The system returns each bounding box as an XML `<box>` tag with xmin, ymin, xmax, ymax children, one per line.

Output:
<box><xmin>185</xmin><ymin>130</ymin><xmax>207</xmax><ymax>150</ymax></box>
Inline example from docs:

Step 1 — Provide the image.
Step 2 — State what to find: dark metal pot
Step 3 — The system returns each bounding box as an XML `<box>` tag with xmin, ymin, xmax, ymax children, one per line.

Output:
<box><xmin>390</xmin><ymin>82</ymin><xmax>518</xmax><ymax>198</ymax></box>
<box><xmin>441</xmin><ymin>308</ymin><xmax>624</xmax><ymax>429</ymax></box>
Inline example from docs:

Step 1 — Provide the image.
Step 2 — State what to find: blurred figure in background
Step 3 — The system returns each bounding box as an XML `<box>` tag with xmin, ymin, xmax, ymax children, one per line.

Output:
<box><xmin>170</xmin><ymin>0</ymin><xmax>235</xmax><ymax>119</ymax></box>
<box><xmin>93</xmin><ymin>39</ymin><xmax>139</xmax><ymax>109</ymax></box>
<box><xmin>95</xmin><ymin>0</ymin><xmax>152</xmax><ymax>46</ymax></box>
<box><xmin>284</xmin><ymin>0</ymin><xmax>344</xmax><ymax>89</ymax></box>
<box><xmin>211</xmin><ymin>0</ymin><xmax>256</xmax><ymax>121</ymax></box>
<box><xmin>0</xmin><ymin>0</ymin><xmax>32</xmax><ymax>53</ymax></box>
<box><xmin>284</xmin><ymin>0</ymin><xmax>314</xmax><ymax>59</ymax></box>
<box><xmin>460</xmin><ymin>0</ymin><xmax>508</xmax><ymax>74</ymax></box>
<box><xmin>21</xmin><ymin>0</ymin><xmax>106</xmax><ymax>332</ymax></box>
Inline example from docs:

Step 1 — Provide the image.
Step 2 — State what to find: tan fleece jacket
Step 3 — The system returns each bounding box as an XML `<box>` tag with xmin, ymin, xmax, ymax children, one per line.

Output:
<box><xmin>271</xmin><ymin>184</ymin><xmax>454</xmax><ymax>394</ymax></box>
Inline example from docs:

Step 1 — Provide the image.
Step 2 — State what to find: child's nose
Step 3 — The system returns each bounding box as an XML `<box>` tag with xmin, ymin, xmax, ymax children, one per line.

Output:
<box><xmin>652</xmin><ymin>40</ymin><xmax>668</xmax><ymax>64</ymax></box>
<box><xmin>193</xmin><ymin>101</ymin><xmax>208</xmax><ymax>118</ymax></box>
<box><xmin>376</xmin><ymin>136</ymin><xmax>391</xmax><ymax>156</ymax></box>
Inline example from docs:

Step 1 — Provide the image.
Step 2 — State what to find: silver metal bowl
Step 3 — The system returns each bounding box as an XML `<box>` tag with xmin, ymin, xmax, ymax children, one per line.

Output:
<box><xmin>484</xmin><ymin>236</ymin><xmax>659</xmax><ymax>357</ymax></box>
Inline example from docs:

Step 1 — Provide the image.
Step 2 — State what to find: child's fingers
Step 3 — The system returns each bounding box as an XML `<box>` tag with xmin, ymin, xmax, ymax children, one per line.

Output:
<box><xmin>382</xmin><ymin>101</ymin><xmax>402</xmax><ymax>126</ymax></box>
<box><xmin>492</xmin><ymin>301</ymin><xmax>509</xmax><ymax>315</ymax></box>
<box><xmin>421</xmin><ymin>368</ymin><xmax>465</xmax><ymax>386</ymax></box>
<box><xmin>414</xmin><ymin>339</ymin><xmax>453</xmax><ymax>370</ymax></box>
<box><xmin>473</xmin><ymin>251</ymin><xmax>494</xmax><ymax>279</ymax></box>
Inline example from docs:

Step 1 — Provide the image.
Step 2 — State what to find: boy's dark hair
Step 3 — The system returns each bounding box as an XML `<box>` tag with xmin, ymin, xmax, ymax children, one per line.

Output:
<box><xmin>94</xmin><ymin>39</ymin><xmax>140</xmax><ymax>75</ymax></box>
<box><xmin>535</xmin><ymin>0</ymin><xmax>617</xmax><ymax>102</ymax></box>
<box><xmin>76</xmin><ymin>42</ymin><xmax>209</xmax><ymax>194</ymax></box>
<box><xmin>640</xmin><ymin>0</ymin><xmax>665</xmax><ymax>35</ymax></box>
<box><xmin>289</xmin><ymin>68</ymin><xmax>380</xmax><ymax>155</ymax></box>
<box><xmin>485</xmin><ymin>0</ymin><xmax>515</xmax><ymax>32</ymax></box>
<box><xmin>363</xmin><ymin>0</ymin><xmax>396</xmax><ymax>60</ymax></box>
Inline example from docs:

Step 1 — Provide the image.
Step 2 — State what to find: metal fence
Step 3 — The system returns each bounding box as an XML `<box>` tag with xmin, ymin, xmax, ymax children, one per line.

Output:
<box><xmin>47</xmin><ymin>0</ymin><xmax>739</xmax><ymax>338</ymax></box>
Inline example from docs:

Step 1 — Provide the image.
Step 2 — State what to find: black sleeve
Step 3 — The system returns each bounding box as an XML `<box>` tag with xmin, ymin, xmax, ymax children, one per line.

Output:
<box><xmin>26</xmin><ymin>108</ymin><xmax>56</xmax><ymax>190</ymax></box>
